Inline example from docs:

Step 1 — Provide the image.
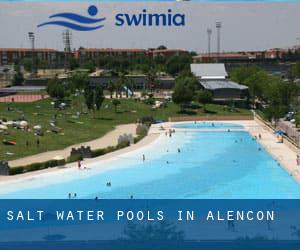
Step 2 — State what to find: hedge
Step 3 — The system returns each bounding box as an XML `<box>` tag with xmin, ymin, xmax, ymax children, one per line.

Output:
<box><xmin>9</xmin><ymin>159</ymin><xmax>66</xmax><ymax>175</ymax></box>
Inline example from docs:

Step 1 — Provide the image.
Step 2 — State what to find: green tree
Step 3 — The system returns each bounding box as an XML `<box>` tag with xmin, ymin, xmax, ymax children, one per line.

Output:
<box><xmin>197</xmin><ymin>90</ymin><xmax>213</xmax><ymax>112</ymax></box>
<box><xmin>112</xmin><ymin>99</ymin><xmax>121</xmax><ymax>112</ymax></box>
<box><xmin>12</xmin><ymin>66</ymin><xmax>24</xmax><ymax>86</ymax></box>
<box><xmin>84</xmin><ymin>85</ymin><xmax>105</xmax><ymax>118</ymax></box>
<box><xmin>166</xmin><ymin>55</ymin><xmax>192</xmax><ymax>76</ymax></box>
<box><xmin>146</xmin><ymin>67</ymin><xmax>157</xmax><ymax>92</ymax></box>
<box><xmin>172</xmin><ymin>76</ymin><xmax>196</xmax><ymax>111</ymax></box>
<box><xmin>21</xmin><ymin>58</ymin><xmax>33</xmax><ymax>72</ymax></box>
<box><xmin>46</xmin><ymin>78</ymin><xmax>68</xmax><ymax>100</ymax></box>
<box><xmin>81</xmin><ymin>60</ymin><xmax>95</xmax><ymax>73</ymax></box>
<box><xmin>69</xmin><ymin>72</ymin><xmax>89</xmax><ymax>91</ymax></box>
<box><xmin>107</xmin><ymin>81</ymin><xmax>115</xmax><ymax>99</ymax></box>
<box><xmin>69</xmin><ymin>58</ymin><xmax>80</xmax><ymax>70</ymax></box>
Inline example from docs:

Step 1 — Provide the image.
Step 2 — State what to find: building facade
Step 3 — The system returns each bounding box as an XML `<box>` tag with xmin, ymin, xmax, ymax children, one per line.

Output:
<box><xmin>0</xmin><ymin>48</ymin><xmax>64</xmax><ymax>66</ymax></box>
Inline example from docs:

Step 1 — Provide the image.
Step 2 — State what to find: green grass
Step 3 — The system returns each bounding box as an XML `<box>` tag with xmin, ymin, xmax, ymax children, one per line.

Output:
<box><xmin>0</xmin><ymin>97</ymin><xmax>251</xmax><ymax>161</ymax></box>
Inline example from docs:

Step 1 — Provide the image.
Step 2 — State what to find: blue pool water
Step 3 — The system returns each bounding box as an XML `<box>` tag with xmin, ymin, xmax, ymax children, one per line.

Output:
<box><xmin>1</xmin><ymin>123</ymin><xmax>300</xmax><ymax>199</ymax></box>
<box><xmin>173</xmin><ymin>122</ymin><xmax>243</xmax><ymax>129</ymax></box>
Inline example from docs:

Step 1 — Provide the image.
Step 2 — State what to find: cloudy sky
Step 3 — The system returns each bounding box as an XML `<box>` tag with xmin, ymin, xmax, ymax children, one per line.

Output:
<box><xmin>0</xmin><ymin>2</ymin><xmax>299</xmax><ymax>53</ymax></box>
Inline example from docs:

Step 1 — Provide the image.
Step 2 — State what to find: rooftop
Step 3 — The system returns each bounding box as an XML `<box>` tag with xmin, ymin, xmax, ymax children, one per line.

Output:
<box><xmin>191</xmin><ymin>63</ymin><xmax>228</xmax><ymax>79</ymax></box>
<box><xmin>199</xmin><ymin>79</ymin><xmax>248</xmax><ymax>90</ymax></box>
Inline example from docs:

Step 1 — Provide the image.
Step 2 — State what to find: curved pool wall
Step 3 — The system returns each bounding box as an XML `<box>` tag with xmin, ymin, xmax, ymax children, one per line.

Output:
<box><xmin>1</xmin><ymin>122</ymin><xmax>300</xmax><ymax>199</ymax></box>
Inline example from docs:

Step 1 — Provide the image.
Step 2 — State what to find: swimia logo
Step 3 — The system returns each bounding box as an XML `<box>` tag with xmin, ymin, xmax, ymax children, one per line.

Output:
<box><xmin>37</xmin><ymin>5</ymin><xmax>185</xmax><ymax>31</ymax></box>
<box><xmin>37</xmin><ymin>6</ymin><xmax>106</xmax><ymax>31</ymax></box>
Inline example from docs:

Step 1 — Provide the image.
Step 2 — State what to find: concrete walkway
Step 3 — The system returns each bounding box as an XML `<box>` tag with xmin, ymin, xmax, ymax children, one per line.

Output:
<box><xmin>9</xmin><ymin>124</ymin><xmax>137</xmax><ymax>167</ymax></box>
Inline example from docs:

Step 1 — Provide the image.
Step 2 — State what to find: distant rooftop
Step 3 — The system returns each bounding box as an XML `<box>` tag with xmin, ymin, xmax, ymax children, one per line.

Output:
<box><xmin>190</xmin><ymin>63</ymin><xmax>228</xmax><ymax>79</ymax></box>
<box><xmin>199</xmin><ymin>80</ymin><xmax>248</xmax><ymax>90</ymax></box>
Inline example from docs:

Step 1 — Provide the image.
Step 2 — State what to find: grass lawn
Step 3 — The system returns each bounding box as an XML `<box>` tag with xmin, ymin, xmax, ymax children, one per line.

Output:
<box><xmin>0</xmin><ymin>97</ymin><xmax>251</xmax><ymax>161</ymax></box>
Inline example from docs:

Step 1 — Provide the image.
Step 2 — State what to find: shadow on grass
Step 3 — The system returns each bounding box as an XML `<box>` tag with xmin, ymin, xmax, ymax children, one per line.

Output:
<box><xmin>94</xmin><ymin>117</ymin><xmax>114</xmax><ymax>121</ymax></box>
<box><xmin>177</xmin><ymin>110</ymin><xmax>198</xmax><ymax>115</ymax></box>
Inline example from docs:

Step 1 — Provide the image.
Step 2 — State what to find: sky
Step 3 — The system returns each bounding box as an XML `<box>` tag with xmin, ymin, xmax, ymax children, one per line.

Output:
<box><xmin>0</xmin><ymin>2</ymin><xmax>299</xmax><ymax>53</ymax></box>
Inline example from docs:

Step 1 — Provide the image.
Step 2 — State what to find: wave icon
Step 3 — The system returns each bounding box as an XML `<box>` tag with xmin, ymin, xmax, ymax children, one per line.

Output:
<box><xmin>37</xmin><ymin>5</ymin><xmax>105</xmax><ymax>31</ymax></box>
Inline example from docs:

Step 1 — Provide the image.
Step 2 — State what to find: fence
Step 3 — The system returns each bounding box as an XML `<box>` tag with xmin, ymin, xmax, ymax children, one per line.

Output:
<box><xmin>168</xmin><ymin>115</ymin><xmax>254</xmax><ymax>122</ymax></box>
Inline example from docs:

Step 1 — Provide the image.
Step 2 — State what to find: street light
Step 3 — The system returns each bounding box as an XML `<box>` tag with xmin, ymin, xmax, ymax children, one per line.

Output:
<box><xmin>28</xmin><ymin>32</ymin><xmax>36</xmax><ymax>75</ymax></box>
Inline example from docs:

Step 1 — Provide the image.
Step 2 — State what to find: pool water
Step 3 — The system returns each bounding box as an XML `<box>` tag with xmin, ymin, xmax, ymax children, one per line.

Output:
<box><xmin>172</xmin><ymin>122</ymin><xmax>243</xmax><ymax>129</ymax></box>
<box><xmin>1</xmin><ymin>123</ymin><xmax>300</xmax><ymax>199</ymax></box>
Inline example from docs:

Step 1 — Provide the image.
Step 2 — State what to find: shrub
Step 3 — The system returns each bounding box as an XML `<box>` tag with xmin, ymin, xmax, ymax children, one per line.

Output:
<box><xmin>11</xmin><ymin>159</ymin><xmax>66</xmax><ymax>175</ymax></box>
<box><xmin>9</xmin><ymin>166</ymin><xmax>25</xmax><ymax>175</ymax></box>
<box><xmin>67</xmin><ymin>154</ymin><xmax>83</xmax><ymax>163</ymax></box>
<box><xmin>140</xmin><ymin>116</ymin><xmax>155</xmax><ymax>124</ymax></box>
<box><xmin>116</xmin><ymin>140</ymin><xmax>130</xmax><ymax>149</ymax></box>
<box><xmin>91</xmin><ymin>148</ymin><xmax>106</xmax><ymax>158</ymax></box>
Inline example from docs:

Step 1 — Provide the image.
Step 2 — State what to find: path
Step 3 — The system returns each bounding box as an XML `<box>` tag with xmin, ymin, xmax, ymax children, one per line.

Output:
<box><xmin>8</xmin><ymin>123</ymin><xmax>137</xmax><ymax>167</ymax></box>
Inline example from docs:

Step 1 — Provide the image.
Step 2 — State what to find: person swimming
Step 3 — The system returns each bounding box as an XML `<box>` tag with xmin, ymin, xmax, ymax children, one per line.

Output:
<box><xmin>178</xmin><ymin>148</ymin><xmax>181</xmax><ymax>153</ymax></box>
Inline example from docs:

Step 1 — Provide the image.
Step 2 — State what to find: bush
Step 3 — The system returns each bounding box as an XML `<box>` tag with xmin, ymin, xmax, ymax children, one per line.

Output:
<box><xmin>67</xmin><ymin>154</ymin><xmax>83</xmax><ymax>163</ymax></box>
<box><xmin>11</xmin><ymin>159</ymin><xmax>66</xmax><ymax>175</ymax></box>
<box><xmin>91</xmin><ymin>148</ymin><xmax>106</xmax><ymax>158</ymax></box>
<box><xmin>139</xmin><ymin>116</ymin><xmax>155</xmax><ymax>124</ymax></box>
<box><xmin>9</xmin><ymin>166</ymin><xmax>25</xmax><ymax>175</ymax></box>
<box><xmin>116</xmin><ymin>140</ymin><xmax>130</xmax><ymax>149</ymax></box>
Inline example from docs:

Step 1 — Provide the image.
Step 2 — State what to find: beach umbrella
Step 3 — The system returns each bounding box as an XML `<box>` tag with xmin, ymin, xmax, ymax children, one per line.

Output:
<box><xmin>0</xmin><ymin>124</ymin><xmax>8</xmax><ymax>130</ymax></box>
<box><xmin>20</xmin><ymin>121</ymin><xmax>28</xmax><ymax>128</ymax></box>
<box><xmin>33</xmin><ymin>125</ymin><xmax>42</xmax><ymax>130</ymax></box>
<box><xmin>274</xmin><ymin>130</ymin><xmax>285</xmax><ymax>135</ymax></box>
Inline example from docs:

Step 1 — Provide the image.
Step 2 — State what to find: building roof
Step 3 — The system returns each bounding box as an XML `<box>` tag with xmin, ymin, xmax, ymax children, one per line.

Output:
<box><xmin>77</xmin><ymin>48</ymin><xmax>146</xmax><ymax>53</ymax></box>
<box><xmin>190</xmin><ymin>63</ymin><xmax>228</xmax><ymax>79</ymax></box>
<box><xmin>150</xmin><ymin>49</ymin><xmax>187</xmax><ymax>53</ymax></box>
<box><xmin>0</xmin><ymin>48</ymin><xmax>58</xmax><ymax>52</ymax></box>
<box><xmin>199</xmin><ymin>80</ymin><xmax>248</xmax><ymax>90</ymax></box>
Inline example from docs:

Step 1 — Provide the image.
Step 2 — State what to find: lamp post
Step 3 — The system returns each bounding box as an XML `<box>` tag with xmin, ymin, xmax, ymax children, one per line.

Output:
<box><xmin>28</xmin><ymin>32</ymin><xmax>36</xmax><ymax>75</ymax></box>
<box><xmin>207</xmin><ymin>28</ymin><xmax>212</xmax><ymax>56</ymax></box>
<box><xmin>216</xmin><ymin>21</ymin><xmax>222</xmax><ymax>60</ymax></box>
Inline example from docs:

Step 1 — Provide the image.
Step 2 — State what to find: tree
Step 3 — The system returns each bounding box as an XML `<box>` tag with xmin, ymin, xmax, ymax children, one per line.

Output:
<box><xmin>166</xmin><ymin>55</ymin><xmax>192</xmax><ymax>76</ymax></box>
<box><xmin>197</xmin><ymin>90</ymin><xmax>213</xmax><ymax>112</ymax></box>
<box><xmin>84</xmin><ymin>85</ymin><xmax>105</xmax><ymax>118</ymax></box>
<box><xmin>21</xmin><ymin>58</ymin><xmax>33</xmax><ymax>72</ymax></box>
<box><xmin>81</xmin><ymin>60</ymin><xmax>95</xmax><ymax>73</ymax></box>
<box><xmin>112</xmin><ymin>99</ymin><xmax>121</xmax><ymax>113</ymax></box>
<box><xmin>12</xmin><ymin>68</ymin><xmax>24</xmax><ymax>86</ymax></box>
<box><xmin>146</xmin><ymin>67</ymin><xmax>157</xmax><ymax>92</ymax></box>
<box><xmin>172</xmin><ymin>76</ymin><xmax>196</xmax><ymax>111</ymax></box>
<box><xmin>69</xmin><ymin>72</ymin><xmax>89</xmax><ymax>91</ymax></box>
<box><xmin>107</xmin><ymin>81</ymin><xmax>115</xmax><ymax>99</ymax></box>
<box><xmin>157</xmin><ymin>45</ymin><xmax>167</xmax><ymax>50</ymax></box>
<box><xmin>69</xmin><ymin>58</ymin><xmax>80</xmax><ymax>70</ymax></box>
<box><xmin>46</xmin><ymin>77</ymin><xmax>67</xmax><ymax>100</ymax></box>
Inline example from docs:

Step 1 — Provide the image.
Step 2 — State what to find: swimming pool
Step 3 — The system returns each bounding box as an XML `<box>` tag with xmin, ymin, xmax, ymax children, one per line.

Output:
<box><xmin>1</xmin><ymin>122</ymin><xmax>300</xmax><ymax>199</ymax></box>
<box><xmin>172</xmin><ymin>121</ymin><xmax>243</xmax><ymax>129</ymax></box>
